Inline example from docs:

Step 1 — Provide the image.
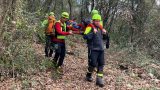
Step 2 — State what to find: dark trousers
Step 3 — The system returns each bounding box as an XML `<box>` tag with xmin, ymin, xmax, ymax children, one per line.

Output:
<box><xmin>53</xmin><ymin>43</ymin><xmax>66</xmax><ymax>67</ymax></box>
<box><xmin>45</xmin><ymin>35</ymin><xmax>53</xmax><ymax>57</ymax></box>
<box><xmin>88</xmin><ymin>50</ymin><xmax>105</xmax><ymax>73</ymax></box>
<box><xmin>88</xmin><ymin>48</ymin><xmax>91</xmax><ymax>66</ymax></box>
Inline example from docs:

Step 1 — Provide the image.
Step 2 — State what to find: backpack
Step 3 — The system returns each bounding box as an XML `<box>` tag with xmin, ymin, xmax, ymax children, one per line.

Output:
<box><xmin>45</xmin><ymin>16</ymin><xmax>56</xmax><ymax>35</ymax></box>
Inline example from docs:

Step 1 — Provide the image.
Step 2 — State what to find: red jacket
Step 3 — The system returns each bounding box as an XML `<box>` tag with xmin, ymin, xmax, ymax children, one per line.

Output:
<box><xmin>52</xmin><ymin>20</ymin><xmax>79</xmax><ymax>43</ymax></box>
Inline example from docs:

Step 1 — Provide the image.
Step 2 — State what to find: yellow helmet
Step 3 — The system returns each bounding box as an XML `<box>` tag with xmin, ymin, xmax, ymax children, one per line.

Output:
<box><xmin>91</xmin><ymin>10</ymin><xmax>99</xmax><ymax>16</ymax></box>
<box><xmin>61</xmin><ymin>12</ymin><xmax>69</xmax><ymax>19</ymax></box>
<box><xmin>49</xmin><ymin>12</ymin><xmax>54</xmax><ymax>16</ymax></box>
<box><xmin>92</xmin><ymin>14</ymin><xmax>101</xmax><ymax>20</ymax></box>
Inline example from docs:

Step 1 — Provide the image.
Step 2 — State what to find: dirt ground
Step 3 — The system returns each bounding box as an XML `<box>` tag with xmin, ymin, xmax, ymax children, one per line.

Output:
<box><xmin>0</xmin><ymin>40</ymin><xmax>160</xmax><ymax>90</ymax></box>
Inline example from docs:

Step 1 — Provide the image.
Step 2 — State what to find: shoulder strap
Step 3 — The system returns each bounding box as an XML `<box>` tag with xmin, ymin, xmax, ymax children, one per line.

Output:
<box><xmin>88</xmin><ymin>23</ymin><xmax>95</xmax><ymax>28</ymax></box>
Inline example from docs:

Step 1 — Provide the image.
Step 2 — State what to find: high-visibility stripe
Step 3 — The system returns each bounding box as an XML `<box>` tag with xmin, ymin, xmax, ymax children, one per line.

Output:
<box><xmin>84</xmin><ymin>25</ymin><xmax>101</xmax><ymax>35</ymax></box>
<box><xmin>56</xmin><ymin>20</ymin><xmax>67</xmax><ymax>39</ymax></box>
<box><xmin>57</xmin><ymin>35</ymin><xmax>66</xmax><ymax>39</ymax></box>
<box><xmin>97</xmin><ymin>73</ymin><xmax>103</xmax><ymax>77</ymax></box>
<box><xmin>84</xmin><ymin>27</ymin><xmax>92</xmax><ymax>34</ymax></box>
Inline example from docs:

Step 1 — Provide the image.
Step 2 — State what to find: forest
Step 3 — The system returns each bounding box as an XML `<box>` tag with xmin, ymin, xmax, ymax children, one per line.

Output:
<box><xmin>0</xmin><ymin>0</ymin><xmax>160</xmax><ymax>89</ymax></box>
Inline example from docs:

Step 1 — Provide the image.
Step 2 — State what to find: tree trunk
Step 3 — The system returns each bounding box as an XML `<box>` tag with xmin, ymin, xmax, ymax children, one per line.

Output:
<box><xmin>91</xmin><ymin>0</ymin><xmax>95</xmax><ymax>10</ymax></box>
<box><xmin>68</xmin><ymin>0</ymin><xmax>72</xmax><ymax>18</ymax></box>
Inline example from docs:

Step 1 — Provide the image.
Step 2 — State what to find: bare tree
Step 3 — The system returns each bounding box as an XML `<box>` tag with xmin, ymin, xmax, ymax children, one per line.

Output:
<box><xmin>68</xmin><ymin>0</ymin><xmax>73</xmax><ymax>18</ymax></box>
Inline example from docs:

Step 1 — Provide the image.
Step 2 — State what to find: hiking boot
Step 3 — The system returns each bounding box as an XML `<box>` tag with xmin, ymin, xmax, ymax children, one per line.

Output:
<box><xmin>85</xmin><ymin>72</ymin><xmax>93</xmax><ymax>82</ymax></box>
<box><xmin>96</xmin><ymin>76</ymin><xmax>104</xmax><ymax>87</ymax></box>
<box><xmin>56</xmin><ymin>66</ymin><xmax>63</xmax><ymax>75</ymax></box>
